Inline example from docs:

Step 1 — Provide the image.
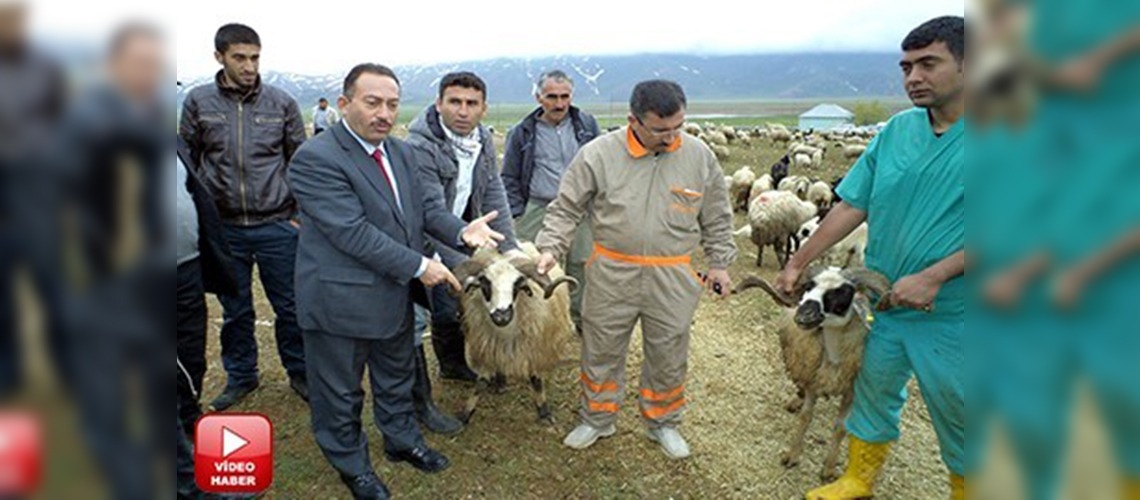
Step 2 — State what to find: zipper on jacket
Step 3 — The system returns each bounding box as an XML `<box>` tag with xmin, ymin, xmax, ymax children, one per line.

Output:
<box><xmin>643</xmin><ymin>155</ymin><xmax>662</xmax><ymax>258</ymax></box>
<box><xmin>237</xmin><ymin>100</ymin><xmax>249</xmax><ymax>224</ymax></box>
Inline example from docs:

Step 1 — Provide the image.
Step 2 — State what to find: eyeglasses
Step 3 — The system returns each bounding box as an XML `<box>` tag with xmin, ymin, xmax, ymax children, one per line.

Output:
<box><xmin>636</xmin><ymin>116</ymin><xmax>683</xmax><ymax>138</ymax></box>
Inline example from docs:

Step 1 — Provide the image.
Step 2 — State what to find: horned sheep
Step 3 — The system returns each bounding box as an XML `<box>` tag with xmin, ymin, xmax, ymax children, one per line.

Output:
<box><xmin>451</xmin><ymin>243</ymin><xmax>578</xmax><ymax>426</ymax></box>
<box><xmin>734</xmin><ymin>267</ymin><xmax>892</xmax><ymax>481</ymax></box>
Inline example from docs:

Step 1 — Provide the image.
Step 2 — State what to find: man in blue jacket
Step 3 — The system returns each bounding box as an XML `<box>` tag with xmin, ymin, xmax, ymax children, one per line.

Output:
<box><xmin>501</xmin><ymin>70</ymin><xmax>600</xmax><ymax>330</ymax></box>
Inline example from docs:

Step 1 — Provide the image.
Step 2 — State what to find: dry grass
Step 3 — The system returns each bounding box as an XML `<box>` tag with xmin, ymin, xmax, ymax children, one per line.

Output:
<box><xmin>198</xmin><ymin>130</ymin><xmax>951</xmax><ymax>498</ymax></box>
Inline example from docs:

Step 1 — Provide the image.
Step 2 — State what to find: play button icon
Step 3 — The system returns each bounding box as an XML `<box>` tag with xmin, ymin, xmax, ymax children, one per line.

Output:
<box><xmin>221</xmin><ymin>427</ymin><xmax>250</xmax><ymax>458</ymax></box>
<box><xmin>196</xmin><ymin>414</ymin><xmax>273</xmax><ymax>494</ymax></box>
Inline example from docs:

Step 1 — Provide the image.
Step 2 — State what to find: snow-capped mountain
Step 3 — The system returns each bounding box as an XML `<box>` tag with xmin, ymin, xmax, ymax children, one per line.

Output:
<box><xmin>177</xmin><ymin>52</ymin><xmax>904</xmax><ymax>107</ymax></box>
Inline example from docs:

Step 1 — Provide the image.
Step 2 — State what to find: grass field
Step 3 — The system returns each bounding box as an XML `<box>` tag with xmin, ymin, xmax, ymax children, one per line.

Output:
<box><xmin>186</xmin><ymin>127</ymin><xmax>955</xmax><ymax>499</ymax></box>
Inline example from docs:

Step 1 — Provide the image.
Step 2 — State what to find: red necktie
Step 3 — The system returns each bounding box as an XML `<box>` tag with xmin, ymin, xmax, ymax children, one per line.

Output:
<box><xmin>370</xmin><ymin>149</ymin><xmax>394</xmax><ymax>193</ymax></box>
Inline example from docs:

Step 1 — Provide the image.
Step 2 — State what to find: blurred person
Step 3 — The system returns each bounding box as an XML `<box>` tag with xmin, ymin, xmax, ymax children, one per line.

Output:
<box><xmin>287</xmin><ymin>63</ymin><xmax>504</xmax><ymax>499</ymax></box>
<box><xmin>777</xmin><ymin>16</ymin><xmax>966</xmax><ymax>499</ymax></box>
<box><xmin>405</xmin><ymin>72</ymin><xmax>518</xmax><ymax>391</ymax></box>
<box><xmin>60</xmin><ymin>22</ymin><xmax>173</xmax><ymax>500</ymax></box>
<box><xmin>0</xmin><ymin>1</ymin><xmax>69</xmax><ymax>399</ymax></box>
<box><xmin>501</xmin><ymin>69</ymin><xmax>601</xmax><ymax>333</ymax></box>
<box><xmin>534</xmin><ymin>79</ymin><xmax>736</xmax><ymax>459</ymax></box>
<box><xmin>972</xmin><ymin>2</ymin><xmax>1140</xmax><ymax>497</ymax></box>
<box><xmin>179</xmin><ymin>23</ymin><xmax>309</xmax><ymax>412</ymax></box>
<box><xmin>312</xmin><ymin>96</ymin><xmax>338</xmax><ymax>136</ymax></box>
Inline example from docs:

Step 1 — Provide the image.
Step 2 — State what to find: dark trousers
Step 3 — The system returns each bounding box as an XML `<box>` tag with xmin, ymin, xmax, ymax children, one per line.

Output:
<box><xmin>68</xmin><ymin>280</ymin><xmax>170</xmax><ymax>500</ymax></box>
<box><xmin>427</xmin><ymin>284</ymin><xmax>467</xmax><ymax>370</ymax></box>
<box><xmin>177</xmin><ymin>401</ymin><xmax>203</xmax><ymax>500</ymax></box>
<box><xmin>0</xmin><ymin>228</ymin><xmax>69</xmax><ymax>397</ymax></box>
<box><xmin>177</xmin><ymin>258</ymin><xmax>207</xmax><ymax>435</ymax></box>
<box><xmin>218</xmin><ymin>221</ymin><xmax>305</xmax><ymax>386</ymax></box>
<box><xmin>305</xmin><ymin>306</ymin><xmax>423</xmax><ymax>477</ymax></box>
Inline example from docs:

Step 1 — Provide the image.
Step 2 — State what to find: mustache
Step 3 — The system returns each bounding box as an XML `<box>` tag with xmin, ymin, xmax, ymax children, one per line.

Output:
<box><xmin>371</xmin><ymin>119</ymin><xmax>393</xmax><ymax>128</ymax></box>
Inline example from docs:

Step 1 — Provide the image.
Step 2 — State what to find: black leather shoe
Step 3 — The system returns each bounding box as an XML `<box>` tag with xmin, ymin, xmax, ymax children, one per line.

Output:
<box><xmin>339</xmin><ymin>471</ymin><xmax>390</xmax><ymax>500</ymax></box>
<box><xmin>289</xmin><ymin>375</ymin><xmax>309</xmax><ymax>403</ymax></box>
<box><xmin>384</xmin><ymin>446</ymin><xmax>450</xmax><ymax>473</ymax></box>
<box><xmin>206</xmin><ymin>380</ymin><xmax>259</xmax><ymax>412</ymax></box>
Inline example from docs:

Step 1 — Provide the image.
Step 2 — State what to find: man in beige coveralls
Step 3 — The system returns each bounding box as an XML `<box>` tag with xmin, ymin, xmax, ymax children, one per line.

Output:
<box><xmin>535</xmin><ymin>80</ymin><xmax>737</xmax><ymax>459</ymax></box>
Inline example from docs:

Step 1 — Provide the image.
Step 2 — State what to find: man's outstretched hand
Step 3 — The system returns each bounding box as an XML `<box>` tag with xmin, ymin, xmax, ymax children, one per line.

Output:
<box><xmin>462</xmin><ymin>210</ymin><xmax>506</xmax><ymax>249</ymax></box>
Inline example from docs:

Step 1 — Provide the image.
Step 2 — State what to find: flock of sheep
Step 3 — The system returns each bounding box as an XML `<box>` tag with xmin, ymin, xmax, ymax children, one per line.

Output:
<box><xmin>441</xmin><ymin>120</ymin><xmax>886</xmax><ymax>479</ymax></box>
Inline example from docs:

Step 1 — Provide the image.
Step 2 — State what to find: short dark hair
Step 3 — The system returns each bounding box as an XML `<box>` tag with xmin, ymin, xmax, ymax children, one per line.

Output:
<box><xmin>318</xmin><ymin>97</ymin><xmax>328</xmax><ymax>103</ymax></box>
<box><xmin>342</xmin><ymin>63</ymin><xmax>401</xmax><ymax>99</ymax></box>
<box><xmin>214</xmin><ymin>23</ymin><xmax>260</xmax><ymax>54</ymax></box>
<box><xmin>108</xmin><ymin>22</ymin><xmax>161</xmax><ymax>58</ymax></box>
<box><xmin>902</xmin><ymin>16</ymin><xmax>965</xmax><ymax>62</ymax></box>
<box><xmin>629</xmin><ymin>80</ymin><xmax>687</xmax><ymax>119</ymax></box>
<box><xmin>438</xmin><ymin>71</ymin><xmax>486</xmax><ymax>101</ymax></box>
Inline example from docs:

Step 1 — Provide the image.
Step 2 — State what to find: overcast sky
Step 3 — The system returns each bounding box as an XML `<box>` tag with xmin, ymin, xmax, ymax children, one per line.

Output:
<box><xmin>25</xmin><ymin>0</ymin><xmax>963</xmax><ymax>80</ymax></box>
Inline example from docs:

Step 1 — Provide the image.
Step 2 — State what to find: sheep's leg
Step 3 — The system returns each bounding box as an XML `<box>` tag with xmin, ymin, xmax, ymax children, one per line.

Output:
<box><xmin>775</xmin><ymin>237</ymin><xmax>788</xmax><ymax>270</ymax></box>
<box><xmin>820</xmin><ymin>391</ymin><xmax>855</xmax><ymax>482</ymax></box>
<box><xmin>456</xmin><ymin>377</ymin><xmax>490</xmax><ymax>425</ymax></box>
<box><xmin>755</xmin><ymin>242</ymin><xmax>764</xmax><ymax>267</ymax></box>
<box><xmin>785</xmin><ymin>387</ymin><xmax>806</xmax><ymax>413</ymax></box>
<box><xmin>530</xmin><ymin>376</ymin><xmax>554</xmax><ymax>426</ymax></box>
<box><xmin>490</xmin><ymin>371</ymin><xmax>508</xmax><ymax>394</ymax></box>
<box><xmin>781</xmin><ymin>390</ymin><xmax>817</xmax><ymax>469</ymax></box>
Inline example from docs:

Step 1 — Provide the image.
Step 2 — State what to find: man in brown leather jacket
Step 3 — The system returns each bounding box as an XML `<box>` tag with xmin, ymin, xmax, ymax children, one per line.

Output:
<box><xmin>179</xmin><ymin>23</ymin><xmax>308</xmax><ymax>411</ymax></box>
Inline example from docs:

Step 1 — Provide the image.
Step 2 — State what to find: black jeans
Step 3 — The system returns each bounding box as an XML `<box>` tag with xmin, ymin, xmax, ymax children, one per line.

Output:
<box><xmin>177</xmin><ymin>258</ymin><xmax>207</xmax><ymax>435</ymax></box>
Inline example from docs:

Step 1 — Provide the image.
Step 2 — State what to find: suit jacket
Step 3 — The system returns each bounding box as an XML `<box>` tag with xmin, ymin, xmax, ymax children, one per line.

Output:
<box><xmin>288</xmin><ymin>123</ymin><xmax>467</xmax><ymax>340</ymax></box>
<box><xmin>177</xmin><ymin>137</ymin><xmax>240</xmax><ymax>297</ymax></box>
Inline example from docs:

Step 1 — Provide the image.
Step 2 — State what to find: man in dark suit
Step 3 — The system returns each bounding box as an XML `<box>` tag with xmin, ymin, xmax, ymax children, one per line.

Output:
<box><xmin>287</xmin><ymin>63</ymin><xmax>503</xmax><ymax>500</ymax></box>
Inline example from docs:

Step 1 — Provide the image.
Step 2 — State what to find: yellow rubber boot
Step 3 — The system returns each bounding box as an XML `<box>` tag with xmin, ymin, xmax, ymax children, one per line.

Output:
<box><xmin>805</xmin><ymin>437</ymin><xmax>892</xmax><ymax>500</ymax></box>
<box><xmin>950</xmin><ymin>474</ymin><xmax>964</xmax><ymax>500</ymax></box>
<box><xmin>1123</xmin><ymin>476</ymin><xmax>1140</xmax><ymax>500</ymax></box>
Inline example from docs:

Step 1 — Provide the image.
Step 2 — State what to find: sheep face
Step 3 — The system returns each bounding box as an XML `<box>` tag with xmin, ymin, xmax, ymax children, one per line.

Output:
<box><xmin>455</xmin><ymin>250</ymin><xmax>579</xmax><ymax>329</ymax></box>
<box><xmin>795</xmin><ymin>268</ymin><xmax>858</xmax><ymax>330</ymax></box>
<box><xmin>734</xmin><ymin>267</ymin><xmax>891</xmax><ymax>328</ymax></box>
<box><xmin>468</xmin><ymin>260</ymin><xmax>529</xmax><ymax>327</ymax></box>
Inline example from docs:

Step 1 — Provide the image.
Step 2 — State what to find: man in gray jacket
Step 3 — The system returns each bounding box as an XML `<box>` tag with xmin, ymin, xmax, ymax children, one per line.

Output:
<box><xmin>406</xmin><ymin>72</ymin><xmax>519</xmax><ymax>391</ymax></box>
<box><xmin>179</xmin><ymin>23</ymin><xmax>308</xmax><ymax>411</ymax></box>
<box><xmin>501</xmin><ymin>70</ymin><xmax>600</xmax><ymax>330</ymax></box>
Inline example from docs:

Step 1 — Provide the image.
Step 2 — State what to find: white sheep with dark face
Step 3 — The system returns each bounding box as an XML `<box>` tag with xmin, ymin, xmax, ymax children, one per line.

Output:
<box><xmin>450</xmin><ymin>243</ymin><xmax>578</xmax><ymax>426</ymax></box>
<box><xmin>734</xmin><ymin>266</ymin><xmax>892</xmax><ymax>481</ymax></box>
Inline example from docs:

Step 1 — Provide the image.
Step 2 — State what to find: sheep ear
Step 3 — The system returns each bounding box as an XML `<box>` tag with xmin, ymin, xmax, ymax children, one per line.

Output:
<box><xmin>450</xmin><ymin>275</ymin><xmax>482</xmax><ymax>298</ymax></box>
<box><xmin>732</xmin><ymin>275</ymin><xmax>798</xmax><ymax>307</ymax></box>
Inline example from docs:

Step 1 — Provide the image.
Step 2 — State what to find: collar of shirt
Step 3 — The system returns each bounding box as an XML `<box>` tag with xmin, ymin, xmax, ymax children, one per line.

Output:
<box><xmin>342</xmin><ymin>120</ymin><xmax>390</xmax><ymax>164</ymax></box>
<box><xmin>625</xmin><ymin>126</ymin><xmax>681</xmax><ymax>159</ymax></box>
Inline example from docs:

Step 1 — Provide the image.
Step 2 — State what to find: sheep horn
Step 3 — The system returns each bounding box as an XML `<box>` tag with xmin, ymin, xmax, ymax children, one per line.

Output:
<box><xmin>450</xmin><ymin>256</ymin><xmax>490</xmax><ymax>297</ymax></box>
<box><xmin>841</xmin><ymin>268</ymin><xmax>894</xmax><ymax>310</ymax></box>
<box><xmin>452</xmin><ymin>257</ymin><xmax>488</xmax><ymax>284</ymax></box>
<box><xmin>509</xmin><ymin>256</ymin><xmax>578</xmax><ymax>300</ymax></box>
<box><xmin>541</xmin><ymin>276</ymin><xmax>578</xmax><ymax>300</ymax></box>
<box><xmin>732</xmin><ymin>275</ymin><xmax>798</xmax><ymax>308</ymax></box>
